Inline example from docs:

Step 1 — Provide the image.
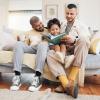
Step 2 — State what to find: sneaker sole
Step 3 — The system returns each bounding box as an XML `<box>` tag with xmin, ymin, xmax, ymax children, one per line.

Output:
<box><xmin>28</xmin><ymin>84</ymin><xmax>42</xmax><ymax>92</ymax></box>
<box><xmin>10</xmin><ymin>84</ymin><xmax>21</xmax><ymax>91</ymax></box>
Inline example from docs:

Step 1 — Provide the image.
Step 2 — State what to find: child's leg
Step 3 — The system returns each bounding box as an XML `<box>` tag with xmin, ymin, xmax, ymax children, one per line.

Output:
<box><xmin>49</xmin><ymin>45</ymin><xmax>65</xmax><ymax>64</ymax></box>
<box><xmin>48</xmin><ymin>45</ymin><xmax>63</xmax><ymax>63</ymax></box>
<box><xmin>54</xmin><ymin>45</ymin><xmax>60</xmax><ymax>52</ymax></box>
<box><xmin>60</xmin><ymin>44</ymin><xmax>67</xmax><ymax>55</ymax></box>
<box><xmin>52</xmin><ymin>44</ymin><xmax>66</xmax><ymax>63</ymax></box>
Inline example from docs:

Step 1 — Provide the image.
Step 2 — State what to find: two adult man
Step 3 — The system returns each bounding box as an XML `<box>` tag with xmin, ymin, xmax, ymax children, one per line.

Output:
<box><xmin>47</xmin><ymin>4</ymin><xmax>91</xmax><ymax>98</ymax></box>
<box><xmin>10</xmin><ymin>16</ymin><xmax>48</xmax><ymax>92</ymax></box>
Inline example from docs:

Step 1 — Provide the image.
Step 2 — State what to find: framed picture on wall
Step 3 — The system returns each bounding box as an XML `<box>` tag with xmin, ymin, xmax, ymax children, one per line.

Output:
<box><xmin>46</xmin><ymin>5</ymin><xmax>58</xmax><ymax>19</ymax></box>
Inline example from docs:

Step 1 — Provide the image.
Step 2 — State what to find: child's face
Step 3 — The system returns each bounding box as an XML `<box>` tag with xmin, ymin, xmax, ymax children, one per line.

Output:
<box><xmin>49</xmin><ymin>24</ymin><xmax>60</xmax><ymax>35</ymax></box>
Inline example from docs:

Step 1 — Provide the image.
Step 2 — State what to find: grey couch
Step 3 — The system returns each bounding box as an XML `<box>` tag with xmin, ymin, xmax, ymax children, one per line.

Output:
<box><xmin>0</xmin><ymin>50</ymin><xmax>100</xmax><ymax>87</ymax></box>
<box><xmin>0</xmin><ymin>29</ymin><xmax>100</xmax><ymax>87</ymax></box>
<box><xmin>85</xmin><ymin>54</ymin><xmax>100</xmax><ymax>76</ymax></box>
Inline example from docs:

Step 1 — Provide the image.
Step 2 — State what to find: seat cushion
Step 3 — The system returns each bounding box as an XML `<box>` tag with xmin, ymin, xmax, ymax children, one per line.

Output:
<box><xmin>0</xmin><ymin>50</ymin><xmax>36</xmax><ymax>69</ymax></box>
<box><xmin>85</xmin><ymin>54</ymin><xmax>100</xmax><ymax>69</ymax></box>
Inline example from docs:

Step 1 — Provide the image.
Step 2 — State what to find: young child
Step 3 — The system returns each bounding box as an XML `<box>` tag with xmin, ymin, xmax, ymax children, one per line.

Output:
<box><xmin>46</xmin><ymin>18</ymin><xmax>75</xmax><ymax>68</ymax></box>
<box><xmin>46</xmin><ymin>18</ymin><xmax>67</xmax><ymax>63</ymax></box>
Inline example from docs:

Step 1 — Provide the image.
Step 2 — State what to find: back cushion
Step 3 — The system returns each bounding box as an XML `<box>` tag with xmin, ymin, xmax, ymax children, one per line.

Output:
<box><xmin>0</xmin><ymin>31</ymin><xmax>17</xmax><ymax>51</ymax></box>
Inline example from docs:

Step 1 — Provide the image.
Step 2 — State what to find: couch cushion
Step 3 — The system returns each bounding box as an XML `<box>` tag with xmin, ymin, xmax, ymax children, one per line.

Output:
<box><xmin>89</xmin><ymin>38</ymin><xmax>100</xmax><ymax>55</ymax></box>
<box><xmin>85</xmin><ymin>54</ymin><xmax>100</xmax><ymax>69</ymax></box>
<box><xmin>85</xmin><ymin>69</ymin><xmax>100</xmax><ymax>76</ymax></box>
<box><xmin>0</xmin><ymin>51</ymin><xmax>36</xmax><ymax>69</ymax></box>
<box><xmin>0</xmin><ymin>27</ymin><xmax>26</xmax><ymax>51</ymax></box>
<box><xmin>0</xmin><ymin>32</ymin><xmax>17</xmax><ymax>51</ymax></box>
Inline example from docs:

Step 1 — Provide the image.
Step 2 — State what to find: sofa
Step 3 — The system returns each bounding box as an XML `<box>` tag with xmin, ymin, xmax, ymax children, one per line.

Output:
<box><xmin>0</xmin><ymin>28</ymin><xmax>100</xmax><ymax>87</ymax></box>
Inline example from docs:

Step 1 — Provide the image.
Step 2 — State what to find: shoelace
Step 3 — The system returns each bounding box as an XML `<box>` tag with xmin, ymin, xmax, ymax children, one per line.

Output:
<box><xmin>12</xmin><ymin>76</ymin><xmax>20</xmax><ymax>85</ymax></box>
<box><xmin>31</xmin><ymin>77</ymin><xmax>39</xmax><ymax>86</ymax></box>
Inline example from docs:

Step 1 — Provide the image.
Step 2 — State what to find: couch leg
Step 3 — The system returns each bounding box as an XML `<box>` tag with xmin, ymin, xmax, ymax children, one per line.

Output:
<box><xmin>0</xmin><ymin>72</ymin><xmax>2</xmax><ymax>80</ymax></box>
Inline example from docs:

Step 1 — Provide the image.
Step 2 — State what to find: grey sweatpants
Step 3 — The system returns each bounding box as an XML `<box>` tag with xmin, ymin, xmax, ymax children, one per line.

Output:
<box><xmin>47</xmin><ymin>37</ymin><xmax>90</xmax><ymax>77</ymax></box>
<box><xmin>13</xmin><ymin>41</ymin><xmax>48</xmax><ymax>73</ymax></box>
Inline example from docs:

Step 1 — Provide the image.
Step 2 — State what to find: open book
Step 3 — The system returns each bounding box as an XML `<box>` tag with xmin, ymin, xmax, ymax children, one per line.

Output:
<box><xmin>42</xmin><ymin>32</ymin><xmax>66</xmax><ymax>45</ymax></box>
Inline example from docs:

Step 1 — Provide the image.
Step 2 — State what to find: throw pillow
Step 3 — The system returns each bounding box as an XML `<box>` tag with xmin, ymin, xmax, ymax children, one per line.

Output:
<box><xmin>0</xmin><ymin>31</ymin><xmax>17</xmax><ymax>51</ymax></box>
<box><xmin>89</xmin><ymin>31</ymin><xmax>100</xmax><ymax>55</ymax></box>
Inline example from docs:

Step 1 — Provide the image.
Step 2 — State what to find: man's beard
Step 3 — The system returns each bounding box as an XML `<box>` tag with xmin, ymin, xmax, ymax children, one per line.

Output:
<box><xmin>36</xmin><ymin>25</ymin><xmax>44</xmax><ymax>32</ymax></box>
<box><xmin>39</xmin><ymin>28</ymin><xmax>44</xmax><ymax>32</ymax></box>
<box><xmin>67</xmin><ymin>17</ymin><xmax>76</xmax><ymax>23</ymax></box>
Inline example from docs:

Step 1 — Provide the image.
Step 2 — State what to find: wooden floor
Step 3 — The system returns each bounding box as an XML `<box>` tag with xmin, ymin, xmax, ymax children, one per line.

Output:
<box><xmin>0</xmin><ymin>73</ymin><xmax>100</xmax><ymax>96</ymax></box>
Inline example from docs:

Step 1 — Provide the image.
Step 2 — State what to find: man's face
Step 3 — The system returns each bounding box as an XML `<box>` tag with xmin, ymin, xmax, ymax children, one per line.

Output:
<box><xmin>32</xmin><ymin>21</ymin><xmax>44</xmax><ymax>32</ymax></box>
<box><xmin>65</xmin><ymin>8</ymin><xmax>77</xmax><ymax>23</ymax></box>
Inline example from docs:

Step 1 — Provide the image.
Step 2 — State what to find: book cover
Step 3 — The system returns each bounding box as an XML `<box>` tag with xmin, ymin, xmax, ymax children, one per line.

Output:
<box><xmin>42</xmin><ymin>32</ymin><xmax>66</xmax><ymax>45</ymax></box>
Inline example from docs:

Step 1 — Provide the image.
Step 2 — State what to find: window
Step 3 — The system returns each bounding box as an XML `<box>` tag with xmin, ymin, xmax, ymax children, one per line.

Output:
<box><xmin>8</xmin><ymin>10</ymin><xmax>42</xmax><ymax>31</ymax></box>
<box><xmin>8</xmin><ymin>0</ymin><xmax>42</xmax><ymax>31</ymax></box>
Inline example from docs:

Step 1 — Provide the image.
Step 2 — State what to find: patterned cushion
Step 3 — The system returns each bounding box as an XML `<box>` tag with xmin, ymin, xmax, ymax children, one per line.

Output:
<box><xmin>89</xmin><ymin>31</ymin><xmax>100</xmax><ymax>54</ymax></box>
<box><xmin>89</xmin><ymin>38</ymin><xmax>100</xmax><ymax>54</ymax></box>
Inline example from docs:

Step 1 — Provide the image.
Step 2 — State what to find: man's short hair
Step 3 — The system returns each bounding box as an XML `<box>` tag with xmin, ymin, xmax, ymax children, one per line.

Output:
<box><xmin>30</xmin><ymin>16</ymin><xmax>39</xmax><ymax>25</ymax></box>
<box><xmin>67</xmin><ymin>4</ymin><xmax>77</xmax><ymax>9</ymax></box>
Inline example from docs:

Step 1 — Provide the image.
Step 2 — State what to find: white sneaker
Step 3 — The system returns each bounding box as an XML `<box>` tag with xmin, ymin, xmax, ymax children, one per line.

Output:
<box><xmin>10</xmin><ymin>75</ymin><xmax>21</xmax><ymax>91</ymax></box>
<box><xmin>64</xmin><ymin>55</ymin><xmax>74</xmax><ymax>68</ymax></box>
<box><xmin>28</xmin><ymin>76</ymin><xmax>42</xmax><ymax>92</ymax></box>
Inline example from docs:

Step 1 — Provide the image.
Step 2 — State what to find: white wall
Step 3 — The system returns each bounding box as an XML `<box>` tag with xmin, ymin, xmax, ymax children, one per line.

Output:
<box><xmin>0</xmin><ymin>0</ymin><xmax>99</xmax><ymax>31</ymax></box>
<box><xmin>42</xmin><ymin>0</ymin><xmax>80</xmax><ymax>26</ymax></box>
<box><xmin>9</xmin><ymin>0</ymin><xmax>42</xmax><ymax>11</ymax></box>
<box><xmin>42</xmin><ymin>0</ymin><xmax>100</xmax><ymax>30</ymax></box>
<box><xmin>42</xmin><ymin>0</ymin><xmax>68</xmax><ymax>26</ymax></box>
<box><xmin>79</xmin><ymin>0</ymin><xmax>100</xmax><ymax>30</ymax></box>
<box><xmin>0</xmin><ymin>0</ymin><xmax>9</xmax><ymax>33</ymax></box>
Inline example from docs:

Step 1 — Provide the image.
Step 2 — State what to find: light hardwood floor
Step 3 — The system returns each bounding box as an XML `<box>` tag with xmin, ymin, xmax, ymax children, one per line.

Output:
<box><xmin>0</xmin><ymin>73</ymin><xmax>100</xmax><ymax>96</ymax></box>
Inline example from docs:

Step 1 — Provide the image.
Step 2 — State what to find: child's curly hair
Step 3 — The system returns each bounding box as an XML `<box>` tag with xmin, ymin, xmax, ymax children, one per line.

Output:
<box><xmin>47</xmin><ymin>18</ymin><xmax>61</xmax><ymax>29</ymax></box>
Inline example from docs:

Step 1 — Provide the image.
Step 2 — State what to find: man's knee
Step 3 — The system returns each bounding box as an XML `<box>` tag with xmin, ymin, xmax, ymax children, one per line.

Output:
<box><xmin>77</xmin><ymin>37</ymin><xmax>90</xmax><ymax>50</ymax></box>
<box><xmin>14</xmin><ymin>41</ymin><xmax>24</xmax><ymax>50</ymax></box>
<box><xmin>77</xmin><ymin>36</ymin><xmax>88</xmax><ymax>46</ymax></box>
<box><xmin>16</xmin><ymin>41</ymin><xmax>24</xmax><ymax>46</ymax></box>
<box><xmin>38</xmin><ymin>41</ymin><xmax>48</xmax><ymax>50</ymax></box>
<box><xmin>79</xmin><ymin>36</ymin><xmax>86</xmax><ymax>42</ymax></box>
